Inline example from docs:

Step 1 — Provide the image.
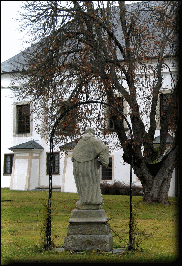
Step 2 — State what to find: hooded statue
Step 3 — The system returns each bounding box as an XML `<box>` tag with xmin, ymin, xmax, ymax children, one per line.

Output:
<box><xmin>72</xmin><ymin>128</ymin><xmax>109</xmax><ymax>209</ymax></box>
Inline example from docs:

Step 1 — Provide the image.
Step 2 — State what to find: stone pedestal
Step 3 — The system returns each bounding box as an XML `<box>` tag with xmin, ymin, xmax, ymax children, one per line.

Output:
<box><xmin>64</xmin><ymin>209</ymin><xmax>113</xmax><ymax>251</ymax></box>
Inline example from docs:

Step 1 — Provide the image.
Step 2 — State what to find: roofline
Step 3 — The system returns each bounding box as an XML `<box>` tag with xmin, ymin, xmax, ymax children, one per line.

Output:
<box><xmin>1</xmin><ymin>54</ymin><xmax>177</xmax><ymax>75</ymax></box>
<box><xmin>9</xmin><ymin>148</ymin><xmax>43</xmax><ymax>152</ymax></box>
<box><xmin>1</xmin><ymin>70</ymin><xmax>20</xmax><ymax>75</ymax></box>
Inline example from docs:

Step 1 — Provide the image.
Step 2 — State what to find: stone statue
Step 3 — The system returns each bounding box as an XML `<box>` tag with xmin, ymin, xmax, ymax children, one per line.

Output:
<box><xmin>72</xmin><ymin>127</ymin><xmax>109</xmax><ymax>209</ymax></box>
<box><xmin>65</xmin><ymin>128</ymin><xmax>113</xmax><ymax>251</ymax></box>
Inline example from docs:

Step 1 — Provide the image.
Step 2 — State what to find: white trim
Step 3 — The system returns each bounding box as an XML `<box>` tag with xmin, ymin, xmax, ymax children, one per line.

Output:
<box><xmin>13</xmin><ymin>101</ymin><xmax>33</xmax><ymax>137</ymax></box>
<box><xmin>100</xmin><ymin>155</ymin><xmax>114</xmax><ymax>182</ymax></box>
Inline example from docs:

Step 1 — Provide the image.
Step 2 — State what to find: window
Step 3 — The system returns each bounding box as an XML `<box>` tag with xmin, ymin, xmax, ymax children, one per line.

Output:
<box><xmin>4</xmin><ymin>154</ymin><xmax>14</xmax><ymax>175</ymax></box>
<box><xmin>160</xmin><ymin>93</ymin><xmax>171</xmax><ymax>115</ymax></box>
<box><xmin>56</xmin><ymin>101</ymin><xmax>78</xmax><ymax>136</ymax></box>
<box><xmin>109</xmin><ymin>97</ymin><xmax>124</xmax><ymax>131</ymax></box>
<box><xmin>101</xmin><ymin>157</ymin><xmax>113</xmax><ymax>181</ymax></box>
<box><xmin>16</xmin><ymin>104</ymin><xmax>30</xmax><ymax>134</ymax></box>
<box><xmin>160</xmin><ymin>93</ymin><xmax>171</xmax><ymax>125</ymax></box>
<box><xmin>46</xmin><ymin>152</ymin><xmax>59</xmax><ymax>175</ymax></box>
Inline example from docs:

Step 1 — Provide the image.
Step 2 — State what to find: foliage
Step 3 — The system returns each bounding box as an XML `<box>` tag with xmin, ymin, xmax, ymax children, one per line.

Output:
<box><xmin>100</xmin><ymin>181</ymin><xmax>143</xmax><ymax>195</ymax></box>
<box><xmin>1</xmin><ymin>189</ymin><xmax>178</xmax><ymax>264</ymax></box>
<box><xmin>40</xmin><ymin>202</ymin><xmax>55</xmax><ymax>250</ymax></box>
<box><xmin>12</xmin><ymin>1</ymin><xmax>179</xmax><ymax>203</ymax></box>
<box><xmin>15</xmin><ymin>1</ymin><xmax>179</xmax><ymax>146</ymax></box>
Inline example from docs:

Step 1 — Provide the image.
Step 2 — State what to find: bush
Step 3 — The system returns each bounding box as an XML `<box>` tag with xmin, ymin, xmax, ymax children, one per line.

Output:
<box><xmin>100</xmin><ymin>181</ymin><xmax>143</xmax><ymax>196</ymax></box>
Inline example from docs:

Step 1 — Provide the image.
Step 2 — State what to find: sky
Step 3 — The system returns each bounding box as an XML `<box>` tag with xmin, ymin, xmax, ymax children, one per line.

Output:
<box><xmin>1</xmin><ymin>1</ymin><xmax>26</xmax><ymax>63</ymax></box>
<box><xmin>1</xmin><ymin>1</ymin><xmax>140</xmax><ymax>63</ymax></box>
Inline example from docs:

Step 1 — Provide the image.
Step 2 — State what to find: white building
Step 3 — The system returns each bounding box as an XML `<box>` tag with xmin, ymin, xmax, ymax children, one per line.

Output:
<box><xmin>1</xmin><ymin>62</ymin><xmax>137</xmax><ymax>192</ymax></box>
<box><xmin>1</xmin><ymin>1</ymin><xmax>179</xmax><ymax>197</ymax></box>
<box><xmin>1</xmin><ymin>52</ymin><xmax>178</xmax><ymax>197</ymax></box>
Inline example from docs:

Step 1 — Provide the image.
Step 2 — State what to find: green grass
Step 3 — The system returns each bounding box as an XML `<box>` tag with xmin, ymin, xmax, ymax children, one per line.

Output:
<box><xmin>1</xmin><ymin>188</ymin><xmax>179</xmax><ymax>263</ymax></box>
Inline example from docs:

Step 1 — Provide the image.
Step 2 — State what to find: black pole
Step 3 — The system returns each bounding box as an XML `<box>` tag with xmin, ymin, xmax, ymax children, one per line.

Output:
<box><xmin>128</xmin><ymin>142</ymin><xmax>134</xmax><ymax>250</ymax></box>
<box><xmin>45</xmin><ymin>100</ymin><xmax>134</xmax><ymax>250</ymax></box>
<box><xmin>45</xmin><ymin>134</ymin><xmax>53</xmax><ymax>250</ymax></box>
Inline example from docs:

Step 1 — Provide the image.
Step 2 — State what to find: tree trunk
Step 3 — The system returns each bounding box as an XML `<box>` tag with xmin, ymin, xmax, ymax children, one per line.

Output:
<box><xmin>143</xmin><ymin>169</ymin><xmax>172</xmax><ymax>205</ymax></box>
<box><xmin>133</xmin><ymin>146</ymin><xmax>177</xmax><ymax>205</ymax></box>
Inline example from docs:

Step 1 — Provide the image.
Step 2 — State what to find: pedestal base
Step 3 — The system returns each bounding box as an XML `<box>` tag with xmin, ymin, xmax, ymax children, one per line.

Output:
<box><xmin>64</xmin><ymin>209</ymin><xmax>113</xmax><ymax>252</ymax></box>
<box><xmin>65</xmin><ymin>234</ymin><xmax>113</xmax><ymax>252</ymax></box>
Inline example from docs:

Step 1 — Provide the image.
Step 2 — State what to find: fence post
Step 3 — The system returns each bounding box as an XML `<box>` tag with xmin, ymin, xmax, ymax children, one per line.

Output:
<box><xmin>128</xmin><ymin>141</ymin><xmax>134</xmax><ymax>250</ymax></box>
<box><xmin>44</xmin><ymin>134</ymin><xmax>53</xmax><ymax>250</ymax></box>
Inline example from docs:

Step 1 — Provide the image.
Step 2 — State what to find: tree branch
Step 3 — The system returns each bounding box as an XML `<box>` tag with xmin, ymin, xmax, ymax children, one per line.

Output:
<box><xmin>73</xmin><ymin>1</ymin><xmax>126</xmax><ymax>58</ymax></box>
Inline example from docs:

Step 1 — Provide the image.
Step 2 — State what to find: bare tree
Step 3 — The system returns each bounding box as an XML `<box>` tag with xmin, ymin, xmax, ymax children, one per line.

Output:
<box><xmin>14</xmin><ymin>1</ymin><xmax>179</xmax><ymax>204</ymax></box>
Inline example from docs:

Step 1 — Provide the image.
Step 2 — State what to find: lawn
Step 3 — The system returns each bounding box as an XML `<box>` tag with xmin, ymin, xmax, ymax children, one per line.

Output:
<box><xmin>1</xmin><ymin>188</ymin><xmax>179</xmax><ymax>263</ymax></box>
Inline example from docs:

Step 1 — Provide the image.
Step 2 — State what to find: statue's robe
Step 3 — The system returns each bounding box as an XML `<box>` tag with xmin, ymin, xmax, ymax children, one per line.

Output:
<box><xmin>72</xmin><ymin>134</ymin><xmax>109</xmax><ymax>208</ymax></box>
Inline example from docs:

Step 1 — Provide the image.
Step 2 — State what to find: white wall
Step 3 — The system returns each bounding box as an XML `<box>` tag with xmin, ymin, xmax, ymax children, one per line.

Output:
<box><xmin>168</xmin><ymin>169</ymin><xmax>176</xmax><ymax>197</ymax></box>
<box><xmin>1</xmin><ymin>75</ymin><xmax>14</xmax><ymax>187</ymax></box>
<box><xmin>29</xmin><ymin>158</ymin><xmax>39</xmax><ymax>190</ymax></box>
<box><xmin>11</xmin><ymin>157</ymin><xmax>28</xmax><ymax>190</ymax></box>
<box><xmin>111</xmin><ymin>149</ymin><xmax>141</xmax><ymax>186</ymax></box>
<box><xmin>1</xmin><ymin>56</ymin><xmax>178</xmax><ymax>194</ymax></box>
<box><xmin>62</xmin><ymin>151</ymin><xmax>77</xmax><ymax>193</ymax></box>
<box><xmin>1</xmin><ymin>73</ymin><xmax>63</xmax><ymax>189</ymax></box>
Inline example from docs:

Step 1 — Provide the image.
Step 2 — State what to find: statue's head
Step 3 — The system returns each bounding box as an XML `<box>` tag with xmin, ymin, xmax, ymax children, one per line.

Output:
<box><xmin>84</xmin><ymin>127</ymin><xmax>95</xmax><ymax>135</ymax></box>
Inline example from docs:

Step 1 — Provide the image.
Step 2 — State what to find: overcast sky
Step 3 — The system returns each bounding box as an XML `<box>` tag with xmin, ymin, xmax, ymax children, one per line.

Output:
<box><xmin>1</xmin><ymin>1</ymin><xmax>26</xmax><ymax>62</ymax></box>
<box><xmin>1</xmin><ymin>1</ymin><xmax>140</xmax><ymax>63</ymax></box>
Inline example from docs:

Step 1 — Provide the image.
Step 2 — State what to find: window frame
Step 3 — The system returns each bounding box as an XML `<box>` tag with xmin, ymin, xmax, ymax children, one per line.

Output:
<box><xmin>13</xmin><ymin>101</ymin><xmax>33</xmax><ymax>137</ymax></box>
<box><xmin>160</xmin><ymin>93</ymin><xmax>172</xmax><ymax>122</ymax></box>
<box><xmin>3</xmin><ymin>154</ymin><xmax>14</xmax><ymax>175</ymax></box>
<box><xmin>109</xmin><ymin>96</ymin><xmax>124</xmax><ymax>131</ymax></box>
<box><xmin>156</xmin><ymin>89</ymin><xmax>172</xmax><ymax>130</ymax></box>
<box><xmin>100</xmin><ymin>156</ymin><xmax>114</xmax><ymax>182</ymax></box>
<box><xmin>16</xmin><ymin>104</ymin><xmax>30</xmax><ymax>134</ymax></box>
<box><xmin>46</xmin><ymin>152</ymin><xmax>60</xmax><ymax>175</ymax></box>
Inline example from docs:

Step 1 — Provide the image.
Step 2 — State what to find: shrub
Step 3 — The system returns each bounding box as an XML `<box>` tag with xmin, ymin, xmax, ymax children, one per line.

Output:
<box><xmin>100</xmin><ymin>181</ymin><xmax>143</xmax><ymax>196</ymax></box>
